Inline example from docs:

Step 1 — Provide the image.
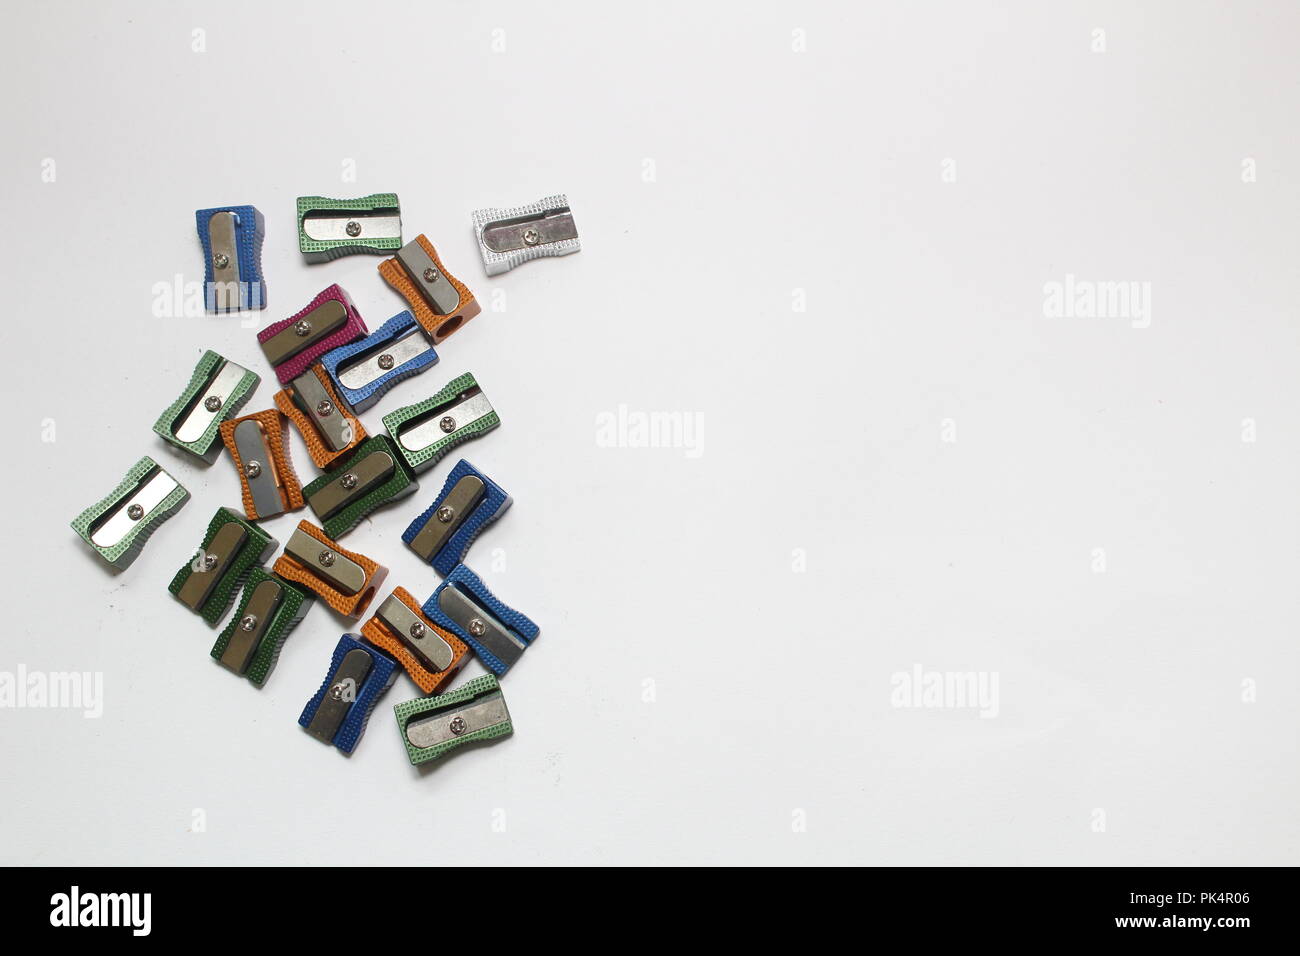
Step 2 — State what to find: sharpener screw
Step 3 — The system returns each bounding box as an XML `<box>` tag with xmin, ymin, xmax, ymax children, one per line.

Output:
<box><xmin>340</xmin><ymin>473</ymin><xmax>358</xmax><ymax>490</ymax></box>
<box><xmin>316</xmin><ymin>400</ymin><xmax>334</xmax><ymax>417</ymax></box>
<box><xmin>204</xmin><ymin>396</ymin><xmax>222</xmax><ymax>412</ymax></box>
<box><xmin>436</xmin><ymin>506</ymin><xmax>454</xmax><ymax>523</ymax></box>
<box><xmin>245</xmin><ymin>461</ymin><xmax>262</xmax><ymax>479</ymax></box>
<box><xmin>127</xmin><ymin>504</ymin><xmax>144</xmax><ymax>520</ymax></box>
<box><xmin>377</xmin><ymin>353</ymin><xmax>395</xmax><ymax>370</ymax></box>
<box><xmin>423</xmin><ymin>268</ymin><xmax>438</xmax><ymax>282</ymax></box>
<box><xmin>439</xmin><ymin>416</ymin><xmax>456</xmax><ymax>433</ymax></box>
<box><xmin>240</xmin><ymin>615</ymin><xmax>258</xmax><ymax>632</ymax></box>
<box><xmin>449</xmin><ymin>716</ymin><xmax>468</xmax><ymax>736</ymax></box>
<box><xmin>294</xmin><ymin>320</ymin><xmax>312</xmax><ymax>336</ymax></box>
<box><xmin>318</xmin><ymin>549</ymin><xmax>335</xmax><ymax>567</ymax></box>
<box><xmin>409</xmin><ymin>622</ymin><xmax>426</xmax><ymax>640</ymax></box>
<box><xmin>214</xmin><ymin>253</ymin><xmax>230</xmax><ymax>269</ymax></box>
<box><xmin>522</xmin><ymin>228</ymin><xmax>541</xmax><ymax>245</ymax></box>
<box><xmin>346</xmin><ymin>220</ymin><xmax>362</xmax><ymax>237</ymax></box>
<box><xmin>469</xmin><ymin>618</ymin><xmax>487</xmax><ymax>637</ymax></box>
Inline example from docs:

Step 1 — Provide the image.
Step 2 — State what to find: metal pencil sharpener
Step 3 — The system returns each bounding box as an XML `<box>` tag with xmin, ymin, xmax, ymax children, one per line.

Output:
<box><xmin>210</xmin><ymin>568</ymin><xmax>313</xmax><ymax>686</ymax></box>
<box><xmin>403</xmin><ymin>459</ymin><xmax>510</xmax><ymax>576</ymax></box>
<box><xmin>381</xmin><ymin>373</ymin><xmax>499</xmax><ymax>474</ymax></box>
<box><xmin>72</xmin><ymin>456</ymin><xmax>190</xmax><ymax>571</ymax></box>
<box><xmin>153</xmin><ymin>350</ymin><xmax>259</xmax><ymax>464</ymax></box>
<box><xmin>378</xmin><ymin>234</ymin><xmax>480</xmax><ymax>345</ymax></box>
<box><xmin>301</xmin><ymin>435</ymin><xmax>418</xmax><ymax>540</ymax></box>
<box><xmin>319</xmin><ymin>311</ymin><xmax>437</xmax><ymax>413</ymax></box>
<box><xmin>472</xmin><ymin>194</ymin><xmax>578</xmax><ymax>276</ymax></box>
<box><xmin>196</xmin><ymin>204</ymin><xmax>266</xmax><ymax>313</ymax></box>
<box><xmin>394</xmin><ymin>675</ymin><xmax>513</xmax><ymax>767</ymax></box>
<box><xmin>361</xmin><ymin>587</ymin><xmax>468</xmax><ymax>695</ymax></box>
<box><xmin>271</xmin><ymin>521</ymin><xmax>387</xmax><ymax>620</ymax></box>
<box><xmin>297</xmin><ymin>193</ymin><xmax>402</xmax><ymax>263</ymax></box>
<box><xmin>422</xmin><ymin>564</ymin><xmax>539</xmax><ymax>677</ymax></box>
<box><xmin>168</xmin><ymin>507</ymin><xmax>278</xmax><ymax>626</ymax></box>
<box><xmin>299</xmin><ymin>634</ymin><xmax>398</xmax><ymax>754</ymax></box>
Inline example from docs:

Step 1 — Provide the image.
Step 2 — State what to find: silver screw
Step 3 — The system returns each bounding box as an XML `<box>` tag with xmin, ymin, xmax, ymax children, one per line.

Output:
<box><xmin>330</xmin><ymin>682</ymin><xmax>346</xmax><ymax>701</ymax></box>
<box><xmin>423</xmin><ymin>268</ymin><xmax>438</xmax><ymax>282</ymax></box>
<box><xmin>469</xmin><ymin>618</ymin><xmax>487</xmax><ymax>637</ymax></box>
<box><xmin>316</xmin><ymin>400</ymin><xmax>334</xmax><ymax>417</ymax></box>
<box><xmin>294</xmin><ymin>320</ymin><xmax>312</xmax><ymax>336</ymax></box>
<box><xmin>449</xmin><ymin>716</ymin><xmax>468</xmax><ymax>735</ymax></box>
<box><xmin>127</xmin><ymin>504</ymin><xmax>144</xmax><ymax>520</ymax></box>
<box><xmin>245</xmin><ymin>461</ymin><xmax>262</xmax><ymax>479</ymax></box>
<box><xmin>214</xmin><ymin>253</ymin><xmax>230</xmax><ymax>269</ymax></box>
<box><xmin>239</xmin><ymin>615</ymin><xmax>258</xmax><ymax>632</ymax></box>
<box><xmin>436</xmin><ymin>506</ymin><xmax>454</xmax><ymax>523</ymax></box>
<box><xmin>318</xmin><ymin>549</ymin><xmax>335</xmax><ymax>567</ymax></box>
<box><xmin>409</xmin><ymin>622</ymin><xmax>426</xmax><ymax>640</ymax></box>
<box><xmin>203</xmin><ymin>554</ymin><xmax>218</xmax><ymax>571</ymax></box>
<box><xmin>345</xmin><ymin>220</ymin><xmax>362</xmax><ymax>237</ymax></box>
<box><xmin>522</xmin><ymin>227</ymin><xmax>541</xmax><ymax>245</ymax></box>
<box><xmin>377</xmin><ymin>353</ymin><xmax>394</xmax><ymax>370</ymax></box>
<box><xmin>204</xmin><ymin>395</ymin><xmax>222</xmax><ymax>412</ymax></box>
<box><xmin>340</xmin><ymin>473</ymin><xmax>357</xmax><ymax>490</ymax></box>
<box><xmin>439</xmin><ymin>416</ymin><xmax>456</xmax><ymax>433</ymax></box>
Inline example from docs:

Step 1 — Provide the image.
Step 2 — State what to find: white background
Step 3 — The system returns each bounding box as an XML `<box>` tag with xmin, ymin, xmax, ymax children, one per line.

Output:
<box><xmin>1</xmin><ymin>1</ymin><xmax>1297</xmax><ymax>865</ymax></box>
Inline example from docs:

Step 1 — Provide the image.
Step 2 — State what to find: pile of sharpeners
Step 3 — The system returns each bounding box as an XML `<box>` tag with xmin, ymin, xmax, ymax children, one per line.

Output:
<box><xmin>72</xmin><ymin>193</ymin><xmax>579</xmax><ymax>766</ymax></box>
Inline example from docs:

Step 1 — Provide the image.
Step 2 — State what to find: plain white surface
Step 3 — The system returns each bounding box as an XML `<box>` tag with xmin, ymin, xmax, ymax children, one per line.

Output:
<box><xmin>1</xmin><ymin>1</ymin><xmax>1297</xmax><ymax>865</ymax></box>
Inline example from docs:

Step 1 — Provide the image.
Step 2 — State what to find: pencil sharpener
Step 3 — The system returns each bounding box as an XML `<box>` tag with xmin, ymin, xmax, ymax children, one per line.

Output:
<box><xmin>361</xmin><ymin>587</ymin><xmax>469</xmax><ymax>695</ymax></box>
<box><xmin>297</xmin><ymin>193</ymin><xmax>402</xmax><ymax>262</ymax></box>
<box><xmin>210</xmin><ymin>568</ymin><xmax>313</xmax><ymax>686</ymax></box>
<box><xmin>219</xmin><ymin>408</ymin><xmax>304</xmax><ymax>521</ymax></box>
<box><xmin>472</xmin><ymin>195</ymin><xmax>579</xmax><ymax>276</ymax></box>
<box><xmin>319</xmin><ymin>311</ymin><xmax>437</xmax><ymax>413</ymax></box>
<box><xmin>169</xmin><ymin>507</ymin><xmax>278</xmax><ymax>626</ymax></box>
<box><xmin>258</xmin><ymin>284</ymin><xmax>367</xmax><ymax>386</ymax></box>
<box><xmin>382</xmin><ymin>373</ymin><xmax>499</xmax><ymax>474</ymax></box>
<box><xmin>272</xmin><ymin>520</ymin><xmax>387</xmax><ymax>619</ymax></box>
<box><xmin>301</xmin><ymin>435</ymin><xmax>418</xmax><ymax>540</ymax></box>
<box><xmin>300</xmin><ymin>634</ymin><xmax>398</xmax><ymax>754</ymax></box>
<box><xmin>394</xmin><ymin>675</ymin><xmax>513</xmax><ymax>767</ymax></box>
<box><xmin>378</xmin><ymin>234</ymin><xmax>480</xmax><ymax>345</ymax></box>
<box><xmin>422</xmin><ymin>564</ymin><xmax>539</xmax><ymax>676</ymax></box>
<box><xmin>154</xmin><ymin>350</ymin><xmax>259</xmax><ymax>464</ymax></box>
<box><xmin>72</xmin><ymin>456</ymin><xmax>190</xmax><ymax>571</ymax></box>
<box><xmin>274</xmin><ymin>365</ymin><xmax>368</xmax><ymax>470</ymax></box>
<box><xmin>403</xmin><ymin>459</ymin><xmax>510</xmax><ymax>575</ymax></box>
<box><xmin>196</xmin><ymin>204</ymin><xmax>266</xmax><ymax>312</ymax></box>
